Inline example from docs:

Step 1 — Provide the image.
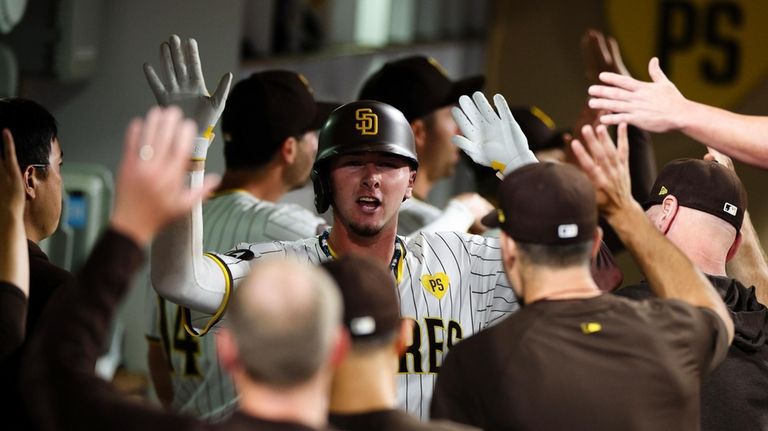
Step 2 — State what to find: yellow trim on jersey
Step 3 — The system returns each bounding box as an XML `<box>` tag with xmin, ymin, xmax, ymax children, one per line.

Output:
<box><xmin>210</xmin><ymin>188</ymin><xmax>250</xmax><ymax>198</ymax></box>
<box><xmin>182</xmin><ymin>253</ymin><xmax>233</xmax><ymax>337</ymax></box>
<box><xmin>326</xmin><ymin>241</ymin><xmax>339</xmax><ymax>259</ymax></box>
<box><xmin>395</xmin><ymin>241</ymin><xmax>405</xmax><ymax>284</ymax></box>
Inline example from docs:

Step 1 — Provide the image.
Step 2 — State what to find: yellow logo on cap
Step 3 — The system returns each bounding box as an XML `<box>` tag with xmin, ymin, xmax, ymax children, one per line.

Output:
<box><xmin>297</xmin><ymin>73</ymin><xmax>314</xmax><ymax>94</ymax></box>
<box><xmin>427</xmin><ymin>57</ymin><xmax>449</xmax><ymax>78</ymax></box>
<box><xmin>497</xmin><ymin>209</ymin><xmax>506</xmax><ymax>224</ymax></box>
<box><xmin>421</xmin><ymin>273</ymin><xmax>450</xmax><ymax>300</ymax></box>
<box><xmin>658</xmin><ymin>186</ymin><xmax>668</xmax><ymax>196</ymax></box>
<box><xmin>580</xmin><ymin>322</ymin><xmax>602</xmax><ymax>334</ymax></box>
<box><xmin>355</xmin><ymin>108</ymin><xmax>378</xmax><ymax>135</ymax></box>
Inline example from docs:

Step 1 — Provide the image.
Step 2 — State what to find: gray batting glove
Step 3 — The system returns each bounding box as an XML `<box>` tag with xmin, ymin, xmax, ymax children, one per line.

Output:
<box><xmin>452</xmin><ymin>92</ymin><xmax>537</xmax><ymax>177</ymax></box>
<box><xmin>144</xmin><ymin>34</ymin><xmax>232</xmax><ymax>161</ymax></box>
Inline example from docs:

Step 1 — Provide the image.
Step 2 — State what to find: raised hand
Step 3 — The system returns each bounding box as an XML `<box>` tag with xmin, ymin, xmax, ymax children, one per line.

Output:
<box><xmin>144</xmin><ymin>35</ymin><xmax>232</xmax><ymax>161</ymax></box>
<box><xmin>0</xmin><ymin>129</ymin><xmax>24</xmax><ymax>219</ymax></box>
<box><xmin>110</xmin><ymin>107</ymin><xmax>220</xmax><ymax>246</ymax></box>
<box><xmin>582</xmin><ymin>29</ymin><xmax>630</xmax><ymax>83</ymax></box>
<box><xmin>587</xmin><ymin>57</ymin><xmax>687</xmax><ymax>133</ymax></box>
<box><xmin>452</xmin><ymin>91</ymin><xmax>536</xmax><ymax>178</ymax></box>
<box><xmin>570</xmin><ymin>123</ymin><xmax>638</xmax><ymax>219</ymax></box>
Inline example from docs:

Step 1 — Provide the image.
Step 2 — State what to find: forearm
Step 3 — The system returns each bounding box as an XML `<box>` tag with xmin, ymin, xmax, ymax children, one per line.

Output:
<box><xmin>626</xmin><ymin>125</ymin><xmax>656</xmax><ymax>203</ymax></box>
<box><xmin>0</xmin><ymin>211</ymin><xmax>28</xmax><ymax>296</ymax></box>
<box><xmin>726</xmin><ymin>212</ymin><xmax>768</xmax><ymax>305</ymax></box>
<box><xmin>150</xmin><ymin>170</ymin><xmax>227</xmax><ymax>314</ymax></box>
<box><xmin>408</xmin><ymin>199</ymin><xmax>474</xmax><ymax>235</ymax></box>
<box><xmin>608</xmin><ymin>204</ymin><xmax>734</xmax><ymax>340</ymax></box>
<box><xmin>679</xmin><ymin>100</ymin><xmax>768</xmax><ymax>168</ymax></box>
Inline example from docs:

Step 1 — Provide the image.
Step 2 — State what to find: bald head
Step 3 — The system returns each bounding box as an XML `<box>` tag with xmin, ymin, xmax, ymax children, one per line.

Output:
<box><xmin>227</xmin><ymin>259</ymin><xmax>343</xmax><ymax>387</ymax></box>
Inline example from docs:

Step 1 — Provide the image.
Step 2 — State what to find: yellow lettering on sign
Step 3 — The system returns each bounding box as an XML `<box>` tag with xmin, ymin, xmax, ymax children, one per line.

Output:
<box><xmin>421</xmin><ymin>273</ymin><xmax>450</xmax><ymax>300</ymax></box>
<box><xmin>355</xmin><ymin>108</ymin><xmax>378</xmax><ymax>135</ymax></box>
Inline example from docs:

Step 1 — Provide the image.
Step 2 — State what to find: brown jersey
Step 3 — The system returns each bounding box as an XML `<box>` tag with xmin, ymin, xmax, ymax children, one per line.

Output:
<box><xmin>431</xmin><ymin>294</ymin><xmax>729</xmax><ymax>431</ymax></box>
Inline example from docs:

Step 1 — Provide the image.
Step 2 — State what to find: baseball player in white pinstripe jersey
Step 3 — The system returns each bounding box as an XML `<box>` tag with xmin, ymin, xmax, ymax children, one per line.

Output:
<box><xmin>143</xmin><ymin>36</ymin><xmax>336</xmax><ymax>422</ymax></box>
<box><xmin>147</xmin><ymin>37</ymin><xmax>538</xmax><ymax>420</ymax></box>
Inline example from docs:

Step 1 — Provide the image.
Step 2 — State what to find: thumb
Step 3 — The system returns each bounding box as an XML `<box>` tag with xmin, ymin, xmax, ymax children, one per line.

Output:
<box><xmin>452</xmin><ymin>135</ymin><xmax>481</xmax><ymax>158</ymax></box>
<box><xmin>648</xmin><ymin>57</ymin><xmax>669</xmax><ymax>83</ymax></box>
<box><xmin>211</xmin><ymin>73</ymin><xmax>233</xmax><ymax>110</ymax></box>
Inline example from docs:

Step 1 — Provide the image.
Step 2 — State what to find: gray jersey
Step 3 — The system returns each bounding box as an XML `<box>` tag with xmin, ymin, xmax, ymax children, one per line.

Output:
<box><xmin>146</xmin><ymin>190</ymin><xmax>325</xmax><ymax>421</ymax></box>
<box><xmin>190</xmin><ymin>230</ymin><xmax>518</xmax><ymax>420</ymax></box>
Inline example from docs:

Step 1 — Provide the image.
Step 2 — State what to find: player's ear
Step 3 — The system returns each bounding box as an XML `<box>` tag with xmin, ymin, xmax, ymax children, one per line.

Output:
<box><xmin>215</xmin><ymin>328</ymin><xmax>239</xmax><ymax>373</ymax></box>
<box><xmin>410</xmin><ymin>119</ymin><xmax>427</xmax><ymax>152</ymax></box>
<box><xmin>395</xmin><ymin>318</ymin><xmax>415</xmax><ymax>357</ymax></box>
<box><xmin>659</xmin><ymin>195</ymin><xmax>679</xmax><ymax>234</ymax></box>
<box><xmin>725</xmin><ymin>231</ymin><xmax>743</xmax><ymax>262</ymax></box>
<box><xmin>329</xmin><ymin>326</ymin><xmax>350</xmax><ymax>367</ymax></box>
<box><xmin>403</xmin><ymin>168</ymin><xmax>417</xmax><ymax>201</ymax></box>
<box><xmin>280</xmin><ymin>136</ymin><xmax>298</xmax><ymax>164</ymax></box>
<box><xmin>591</xmin><ymin>227</ymin><xmax>603</xmax><ymax>259</ymax></box>
<box><xmin>23</xmin><ymin>165</ymin><xmax>38</xmax><ymax>199</ymax></box>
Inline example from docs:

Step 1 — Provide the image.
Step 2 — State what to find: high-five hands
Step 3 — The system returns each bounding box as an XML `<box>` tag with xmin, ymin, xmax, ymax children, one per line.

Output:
<box><xmin>570</xmin><ymin>123</ymin><xmax>640</xmax><ymax>219</ymax></box>
<box><xmin>110</xmin><ymin>107</ymin><xmax>220</xmax><ymax>246</ymax></box>
<box><xmin>144</xmin><ymin>35</ymin><xmax>232</xmax><ymax>161</ymax></box>
<box><xmin>452</xmin><ymin>92</ymin><xmax>537</xmax><ymax>178</ymax></box>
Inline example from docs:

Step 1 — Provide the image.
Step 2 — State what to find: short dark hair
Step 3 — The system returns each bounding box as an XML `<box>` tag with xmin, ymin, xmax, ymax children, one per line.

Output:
<box><xmin>517</xmin><ymin>240</ymin><xmax>592</xmax><ymax>268</ymax></box>
<box><xmin>0</xmin><ymin>98</ymin><xmax>58</xmax><ymax>170</ymax></box>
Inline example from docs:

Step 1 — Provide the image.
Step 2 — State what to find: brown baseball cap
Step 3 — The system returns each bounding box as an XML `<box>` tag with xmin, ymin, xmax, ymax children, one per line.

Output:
<box><xmin>482</xmin><ymin>163</ymin><xmax>598</xmax><ymax>245</ymax></box>
<box><xmin>644</xmin><ymin>158</ymin><xmax>747</xmax><ymax>231</ymax></box>
<box><xmin>357</xmin><ymin>56</ymin><xmax>484</xmax><ymax>122</ymax></box>
<box><xmin>321</xmin><ymin>255</ymin><xmax>400</xmax><ymax>341</ymax></box>
<box><xmin>221</xmin><ymin>70</ymin><xmax>339</xmax><ymax>168</ymax></box>
<box><xmin>509</xmin><ymin>106</ymin><xmax>565</xmax><ymax>152</ymax></box>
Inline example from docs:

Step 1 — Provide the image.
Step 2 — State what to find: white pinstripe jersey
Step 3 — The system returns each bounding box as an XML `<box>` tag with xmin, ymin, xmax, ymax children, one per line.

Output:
<box><xmin>146</xmin><ymin>190</ymin><xmax>326</xmax><ymax>422</ymax></box>
<box><xmin>201</xmin><ymin>229</ymin><xmax>519</xmax><ymax>420</ymax></box>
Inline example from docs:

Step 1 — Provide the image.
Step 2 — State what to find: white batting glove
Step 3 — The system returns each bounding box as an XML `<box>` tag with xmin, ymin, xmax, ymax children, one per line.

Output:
<box><xmin>144</xmin><ymin>34</ymin><xmax>233</xmax><ymax>161</ymax></box>
<box><xmin>452</xmin><ymin>92</ymin><xmax>537</xmax><ymax>177</ymax></box>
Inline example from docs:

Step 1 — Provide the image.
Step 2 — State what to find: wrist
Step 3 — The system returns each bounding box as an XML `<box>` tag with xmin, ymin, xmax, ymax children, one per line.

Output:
<box><xmin>603</xmin><ymin>201</ymin><xmax>647</xmax><ymax>238</ymax></box>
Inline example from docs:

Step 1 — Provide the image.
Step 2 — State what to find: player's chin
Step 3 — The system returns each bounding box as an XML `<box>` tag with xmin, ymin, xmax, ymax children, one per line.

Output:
<box><xmin>348</xmin><ymin>221</ymin><xmax>384</xmax><ymax>237</ymax></box>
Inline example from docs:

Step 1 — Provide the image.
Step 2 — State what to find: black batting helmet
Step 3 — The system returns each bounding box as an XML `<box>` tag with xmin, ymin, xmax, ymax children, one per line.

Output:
<box><xmin>311</xmin><ymin>100</ymin><xmax>419</xmax><ymax>213</ymax></box>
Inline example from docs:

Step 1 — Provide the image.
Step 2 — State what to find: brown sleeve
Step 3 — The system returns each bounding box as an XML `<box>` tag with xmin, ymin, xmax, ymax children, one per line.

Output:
<box><xmin>0</xmin><ymin>282</ymin><xmax>27</xmax><ymax>360</ymax></box>
<box><xmin>20</xmin><ymin>229</ymin><xmax>203</xmax><ymax>431</ymax></box>
<box><xmin>431</xmin><ymin>348</ymin><xmax>482</xmax><ymax>428</ymax></box>
<box><xmin>692</xmin><ymin>306</ymin><xmax>731</xmax><ymax>375</ymax></box>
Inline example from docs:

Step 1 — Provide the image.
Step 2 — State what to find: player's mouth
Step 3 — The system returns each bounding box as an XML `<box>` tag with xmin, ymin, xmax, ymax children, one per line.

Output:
<box><xmin>356</xmin><ymin>196</ymin><xmax>381</xmax><ymax>213</ymax></box>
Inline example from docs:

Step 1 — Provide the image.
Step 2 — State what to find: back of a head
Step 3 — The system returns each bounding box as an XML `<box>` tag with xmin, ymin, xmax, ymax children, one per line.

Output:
<box><xmin>0</xmin><ymin>98</ymin><xmax>58</xmax><ymax>169</ymax></box>
<box><xmin>483</xmin><ymin>163</ymin><xmax>598</xmax><ymax>267</ymax></box>
<box><xmin>311</xmin><ymin>100</ymin><xmax>419</xmax><ymax>213</ymax></box>
<box><xmin>645</xmin><ymin>158</ymin><xmax>747</xmax><ymax>233</ymax></box>
<box><xmin>227</xmin><ymin>259</ymin><xmax>342</xmax><ymax>387</ymax></box>
<box><xmin>321</xmin><ymin>255</ymin><xmax>401</xmax><ymax>352</ymax></box>
<box><xmin>221</xmin><ymin>70</ymin><xmax>337</xmax><ymax>171</ymax></box>
<box><xmin>357</xmin><ymin>55</ymin><xmax>484</xmax><ymax>122</ymax></box>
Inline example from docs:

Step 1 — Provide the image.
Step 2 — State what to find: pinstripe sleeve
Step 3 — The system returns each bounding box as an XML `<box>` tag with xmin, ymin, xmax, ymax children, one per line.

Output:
<box><xmin>464</xmin><ymin>233</ymin><xmax>519</xmax><ymax>327</ymax></box>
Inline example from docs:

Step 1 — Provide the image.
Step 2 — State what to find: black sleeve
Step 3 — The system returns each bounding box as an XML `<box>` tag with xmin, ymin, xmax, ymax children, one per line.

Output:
<box><xmin>20</xmin><ymin>229</ymin><xmax>203</xmax><ymax>431</ymax></box>
<box><xmin>601</xmin><ymin>125</ymin><xmax>657</xmax><ymax>253</ymax></box>
<box><xmin>0</xmin><ymin>282</ymin><xmax>27</xmax><ymax>360</ymax></box>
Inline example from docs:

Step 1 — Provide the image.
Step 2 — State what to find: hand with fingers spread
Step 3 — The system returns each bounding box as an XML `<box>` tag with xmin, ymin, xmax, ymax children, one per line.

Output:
<box><xmin>587</xmin><ymin>57</ymin><xmax>687</xmax><ymax>133</ymax></box>
<box><xmin>452</xmin><ymin>91</ymin><xmax>537</xmax><ymax>177</ymax></box>
<box><xmin>110</xmin><ymin>107</ymin><xmax>220</xmax><ymax>246</ymax></box>
<box><xmin>144</xmin><ymin>34</ymin><xmax>233</xmax><ymax>162</ymax></box>
<box><xmin>570</xmin><ymin>123</ymin><xmax>639</xmax><ymax>219</ymax></box>
<box><xmin>582</xmin><ymin>29</ymin><xmax>630</xmax><ymax>83</ymax></box>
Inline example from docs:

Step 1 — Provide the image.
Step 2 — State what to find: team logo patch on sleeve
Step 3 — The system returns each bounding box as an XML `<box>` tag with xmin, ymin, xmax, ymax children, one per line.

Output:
<box><xmin>421</xmin><ymin>273</ymin><xmax>450</xmax><ymax>300</ymax></box>
<box><xmin>224</xmin><ymin>249</ymin><xmax>256</xmax><ymax>261</ymax></box>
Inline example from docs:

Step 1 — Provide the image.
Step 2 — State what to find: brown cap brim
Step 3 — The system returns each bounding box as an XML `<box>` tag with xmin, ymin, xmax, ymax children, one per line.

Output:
<box><xmin>443</xmin><ymin>75</ymin><xmax>485</xmax><ymax>108</ymax></box>
<box><xmin>481</xmin><ymin>208</ymin><xmax>501</xmax><ymax>228</ymax></box>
